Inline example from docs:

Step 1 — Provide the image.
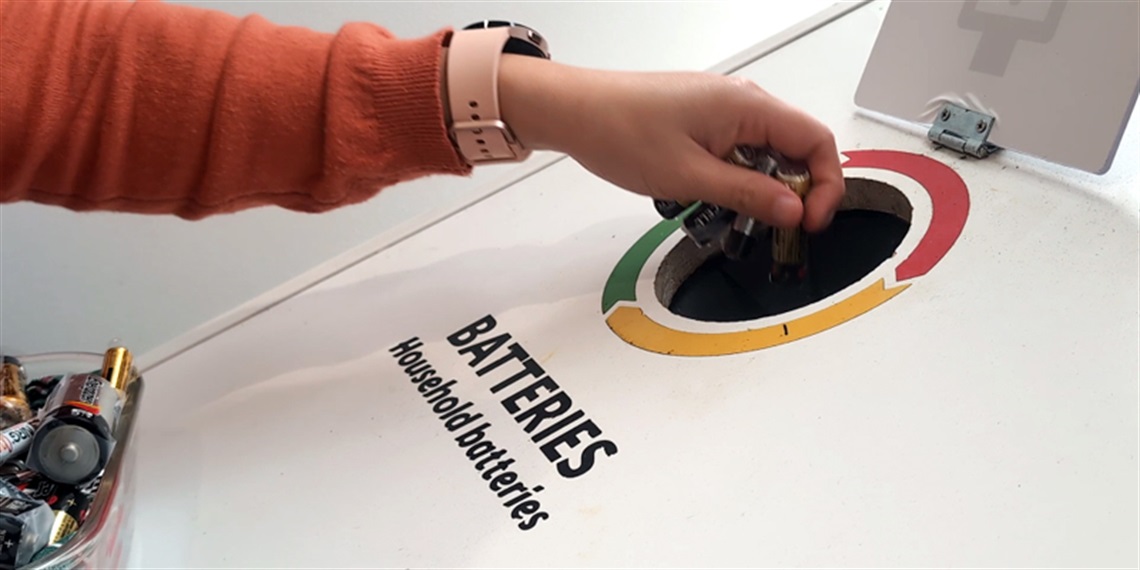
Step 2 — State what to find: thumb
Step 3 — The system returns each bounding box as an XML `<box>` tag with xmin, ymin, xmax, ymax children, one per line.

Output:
<box><xmin>679</xmin><ymin>149</ymin><xmax>803</xmax><ymax>229</ymax></box>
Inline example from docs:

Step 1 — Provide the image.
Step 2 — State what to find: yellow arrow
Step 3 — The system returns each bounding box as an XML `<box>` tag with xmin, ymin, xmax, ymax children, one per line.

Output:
<box><xmin>605</xmin><ymin>279</ymin><xmax>909</xmax><ymax>356</ymax></box>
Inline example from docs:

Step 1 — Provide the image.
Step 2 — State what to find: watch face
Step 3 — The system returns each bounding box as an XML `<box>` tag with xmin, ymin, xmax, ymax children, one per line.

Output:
<box><xmin>463</xmin><ymin>20</ymin><xmax>549</xmax><ymax>59</ymax></box>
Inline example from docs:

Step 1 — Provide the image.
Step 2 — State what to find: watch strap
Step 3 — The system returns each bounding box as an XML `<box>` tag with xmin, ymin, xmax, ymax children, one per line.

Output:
<box><xmin>445</xmin><ymin>27</ymin><xmax>528</xmax><ymax>164</ymax></box>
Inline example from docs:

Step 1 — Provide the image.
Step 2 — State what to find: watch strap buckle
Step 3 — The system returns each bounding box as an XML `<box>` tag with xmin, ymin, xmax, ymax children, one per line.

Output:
<box><xmin>450</xmin><ymin>119</ymin><xmax>529</xmax><ymax>162</ymax></box>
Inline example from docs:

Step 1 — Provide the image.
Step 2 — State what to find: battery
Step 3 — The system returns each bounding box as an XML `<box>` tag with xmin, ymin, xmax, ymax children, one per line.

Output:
<box><xmin>99</xmin><ymin>347</ymin><xmax>135</xmax><ymax>393</ymax></box>
<box><xmin>653</xmin><ymin>199</ymin><xmax>689</xmax><ymax>220</ymax></box>
<box><xmin>0</xmin><ymin>481</ymin><xmax>52</xmax><ymax>570</ymax></box>
<box><xmin>16</xmin><ymin>472</ymin><xmax>100</xmax><ymax>553</ymax></box>
<box><xmin>649</xmin><ymin>145</ymin><xmax>813</xmax><ymax>268</ymax></box>
<box><xmin>771</xmin><ymin>160</ymin><xmax>813</xmax><ymax>281</ymax></box>
<box><xmin>681</xmin><ymin>202</ymin><xmax>736</xmax><ymax>248</ymax></box>
<box><xmin>23</xmin><ymin>376</ymin><xmax>64</xmax><ymax>414</ymax></box>
<box><xmin>26</xmin><ymin>374</ymin><xmax>121</xmax><ymax>485</ymax></box>
<box><xmin>12</xmin><ymin>473</ymin><xmax>62</xmax><ymax>504</ymax></box>
<box><xmin>0</xmin><ymin>465</ymin><xmax>28</xmax><ymax>488</ymax></box>
<box><xmin>0</xmin><ymin>358</ymin><xmax>31</xmax><ymax>430</ymax></box>
<box><xmin>722</xmin><ymin>146</ymin><xmax>780</xmax><ymax>260</ymax></box>
<box><xmin>0</xmin><ymin>420</ymin><xmax>38</xmax><ymax>466</ymax></box>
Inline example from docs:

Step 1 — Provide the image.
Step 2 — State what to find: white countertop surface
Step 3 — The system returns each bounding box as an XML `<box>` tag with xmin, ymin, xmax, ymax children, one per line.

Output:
<box><xmin>126</xmin><ymin>1</ymin><xmax>1139</xmax><ymax>567</ymax></box>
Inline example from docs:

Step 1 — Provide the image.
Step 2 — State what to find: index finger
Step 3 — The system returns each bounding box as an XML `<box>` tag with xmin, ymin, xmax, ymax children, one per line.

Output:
<box><xmin>737</xmin><ymin>92</ymin><xmax>846</xmax><ymax>233</ymax></box>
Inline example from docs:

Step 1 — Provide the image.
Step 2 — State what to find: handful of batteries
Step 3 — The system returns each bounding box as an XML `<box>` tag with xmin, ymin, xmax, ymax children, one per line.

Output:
<box><xmin>0</xmin><ymin>347</ymin><xmax>136</xmax><ymax>569</ymax></box>
<box><xmin>653</xmin><ymin>145</ymin><xmax>812</xmax><ymax>281</ymax></box>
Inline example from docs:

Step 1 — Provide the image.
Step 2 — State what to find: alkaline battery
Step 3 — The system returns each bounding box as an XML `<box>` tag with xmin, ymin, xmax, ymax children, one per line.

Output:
<box><xmin>649</xmin><ymin>145</ymin><xmax>811</xmax><ymax>266</ymax></box>
<box><xmin>653</xmin><ymin>199</ymin><xmax>689</xmax><ymax>220</ymax></box>
<box><xmin>0</xmin><ymin>358</ymin><xmax>31</xmax><ymax>430</ymax></box>
<box><xmin>721</xmin><ymin>214</ymin><xmax>758</xmax><ymax>260</ymax></box>
<box><xmin>722</xmin><ymin>146</ymin><xmax>780</xmax><ymax>260</ymax></box>
<box><xmin>0</xmin><ymin>481</ymin><xmax>52</xmax><ymax>570</ymax></box>
<box><xmin>12</xmin><ymin>472</ymin><xmax>63</xmax><ymax>504</ymax></box>
<box><xmin>0</xmin><ymin>420</ymin><xmax>39</xmax><ymax>466</ymax></box>
<box><xmin>47</xmin><ymin>479</ymin><xmax>98</xmax><ymax>548</ymax></box>
<box><xmin>99</xmin><ymin>346</ymin><xmax>135</xmax><ymax>393</ymax></box>
<box><xmin>771</xmin><ymin>159</ymin><xmax>812</xmax><ymax>281</ymax></box>
<box><xmin>25</xmin><ymin>473</ymin><xmax>104</xmax><ymax>565</ymax></box>
<box><xmin>23</xmin><ymin>376</ymin><xmax>64</xmax><ymax>414</ymax></box>
<box><xmin>26</xmin><ymin>374</ymin><xmax>120</xmax><ymax>485</ymax></box>
<box><xmin>0</xmin><ymin>480</ymin><xmax>29</xmax><ymax>501</ymax></box>
<box><xmin>0</xmin><ymin>471</ymin><xmax>33</xmax><ymax>491</ymax></box>
<box><xmin>16</xmin><ymin>472</ymin><xmax>100</xmax><ymax>552</ymax></box>
<box><xmin>681</xmin><ymin>202</ymin><xmax>736</xmax><ymax>248</ymax></box>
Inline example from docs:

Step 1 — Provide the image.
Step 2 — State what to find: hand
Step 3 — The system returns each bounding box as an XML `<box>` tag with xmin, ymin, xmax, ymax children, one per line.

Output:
<box><xmin>498</xmin><ymin>55</ymin><xmax>845</xmax><ymax>231</ymax></box>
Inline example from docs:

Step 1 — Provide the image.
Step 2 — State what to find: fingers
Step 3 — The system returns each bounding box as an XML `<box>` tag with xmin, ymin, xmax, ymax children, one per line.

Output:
<box><xmin>679</xmin><ymin>145</ymin><xmax>804</xmax><ymax>228</ymax></box>
<box><xmin>734</xmin><ymin>87</ymin><xmax>846</xmax><ymax>232</ymax></box>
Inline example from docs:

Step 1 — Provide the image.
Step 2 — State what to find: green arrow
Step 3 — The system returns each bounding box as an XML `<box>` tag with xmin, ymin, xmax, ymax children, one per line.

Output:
<box><xmin>600</xmin><ymin>203</ymin><xmax>700</xmax><ymax>314</ymax></box>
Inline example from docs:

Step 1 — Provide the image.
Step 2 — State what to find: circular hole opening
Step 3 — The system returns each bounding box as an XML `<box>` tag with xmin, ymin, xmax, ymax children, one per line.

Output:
<box><xmin>656</xmin><ymin>177</ymin><xmax>912</xmax><ymax>323</ymax></box>
<box><xmin>469</xmin><ymin>101</ymin><xmax>479</xmax><ymax>108</ymax></box>
<box><xmin>471</xmin><ymin>114</ymin><xmax>481</xmax><ymax>121</ymax></box>
<box><xmin>476</xmin><ymin>139</ymin><xmax>486</xmax><ymax>145</ymax></box>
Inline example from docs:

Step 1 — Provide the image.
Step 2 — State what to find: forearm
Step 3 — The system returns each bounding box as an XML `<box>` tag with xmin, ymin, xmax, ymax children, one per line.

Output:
<box><xmin>0</xmin><ymin>0</ymin><xmax>470</xmax><ymax>219</ymax></box>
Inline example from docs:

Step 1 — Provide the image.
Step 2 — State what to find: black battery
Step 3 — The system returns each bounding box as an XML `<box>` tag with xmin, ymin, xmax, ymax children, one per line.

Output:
<box><xmin>22</xmin><ymin>375</ymin><xmax>65</xmax><ymax>414</ymax></box>
<box><xmin>0</xmin><ymin>482</ymin><xmax>52</xmax><ymax>570</ymax></box>
<box><xmin>26</xmin><ymin>374</ymin><xmax>120</xmax><ymax>485</ymax></box>
<box><xmin>17</xmin><ymin>473</ymin><xmax>99</xmax><ymax>553</ymax></box>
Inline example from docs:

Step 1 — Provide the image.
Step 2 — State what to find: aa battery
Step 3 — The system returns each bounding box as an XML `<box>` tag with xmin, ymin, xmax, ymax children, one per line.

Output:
<box><xmin>99</xmin><ymin>347</ymin><xmax>135</xmax><ymax>393</ymax></box>
<box><xmin>0</xmin><ymin>421</ymin><xmax>39</xmax><ymax>466</ymax></box>
<box><xmin>21</xmin><ymin>474</ymin><xmax>101</xmax><ymax>568</ymax></box>
<box><xmin>23</xmin><ymin>376</ymin><xmax>65</xmax><ymax>414</ymax></box>
<box><xmin>0</xmin><ymin>358</ymin><xmax>23</xmax><ymax>380</ymax></box>
<box><xmin>771</xmin><ymin>160</ymin><xmax>812</xmax><ymax>280</ymax></box>
<box><xmin>26</xmin><ymin>374</ymin><xmax>120</xmax><ymax>485</ymax></box>
<box><xmin>0</xmin><ymin>481</ymin><xmax>52</xmax><ymax>570</ymax></box>
<box><xmin>653</xmin><ymin>199</ymin><xmax>688</xmax><ymax>220</ymax></box>
<box><xmin>721</xmin><ymin>215</ymin><xmax>758</xmax><ymax>260</ymax></box>
<box><xmin>0</xmin><ymin>359</ymin><xmax>31</xmax><ymax>430</ymax></box>
<box><xmin>15</xmin><ymin>472</ymin><xmax>99</xmax><ymax>550</ymax></box>
<box><xmin>649</xmin><ymin>145</ymin><xmax>813</xmax><ymax>267</ymax></box>
<box><xmin>723</xmin><ymin>146</ymin><xmax>780</xmax><ymax>260</ymax></box>
<box><xmin>0</xmin><ymin>465</ymin><xmax>28</xmax><ymax>488</ymax></box>
<box><xmin>728</xmin><ymin>145</ymin><xmax>779</xmax><ymax>174</ymax></box>
<box><xmin>681</xmin><ymin>202</ymin><xmax>736</xmax><ymax>248</ymax></box>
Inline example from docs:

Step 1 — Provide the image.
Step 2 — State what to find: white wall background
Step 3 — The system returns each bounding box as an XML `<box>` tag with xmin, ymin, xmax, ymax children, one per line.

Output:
<box><xmin>0</xmin><ymin>1</ymin><xmax>836</xmax><ymax>356</ymax></box>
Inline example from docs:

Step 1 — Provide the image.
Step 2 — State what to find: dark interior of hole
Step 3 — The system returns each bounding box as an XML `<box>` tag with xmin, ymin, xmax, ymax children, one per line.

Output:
<box><xmin>668</xmin><ymin>210</ymin><xmax>910</xmax><ymax>322</ymax></box>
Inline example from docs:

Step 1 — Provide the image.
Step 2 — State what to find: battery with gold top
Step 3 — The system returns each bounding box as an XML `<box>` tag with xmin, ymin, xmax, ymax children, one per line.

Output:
<box><xmin>0</xmin><ymin>357</ymin><xmax>32</xmax><ymax>430</ymax></box>
<box><xmin>770</xmin><ymin>159</ymin><xmax>812</xmax><ymax>281</ymax></box>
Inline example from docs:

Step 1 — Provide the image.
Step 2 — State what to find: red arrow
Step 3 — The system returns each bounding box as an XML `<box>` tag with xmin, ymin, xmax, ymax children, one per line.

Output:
<box><xmin>841</xmin><ymin>150</ymin><xmax>970</xmax><ymax>281</ymax></box>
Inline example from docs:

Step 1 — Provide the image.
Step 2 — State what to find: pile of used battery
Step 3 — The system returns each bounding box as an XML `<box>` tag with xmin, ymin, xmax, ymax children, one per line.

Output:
<box><xmin>0</xmin><ymin>347</ymin><xmax>136</xmax><ymax>569</ymax></box>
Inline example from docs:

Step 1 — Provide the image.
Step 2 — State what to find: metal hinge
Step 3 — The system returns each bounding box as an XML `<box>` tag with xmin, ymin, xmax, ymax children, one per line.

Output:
<box><xmin>927</xmin><ymin>102</ymin><xmax>1000</xmax><ymax>159</ymax></box>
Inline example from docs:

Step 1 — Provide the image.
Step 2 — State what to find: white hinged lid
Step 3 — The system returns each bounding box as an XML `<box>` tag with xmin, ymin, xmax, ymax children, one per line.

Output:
<box><xmin>855</xmin><ymin>0</ymin><xmax>1139</xmax><ymax>174</ymax></box>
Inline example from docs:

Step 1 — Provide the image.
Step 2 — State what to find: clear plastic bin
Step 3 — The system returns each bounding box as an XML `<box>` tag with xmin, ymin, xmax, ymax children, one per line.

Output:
<box><xmin>9</xmin><ymin>352</ymin><xmax>143</xmax><ymax>570</ymax></box>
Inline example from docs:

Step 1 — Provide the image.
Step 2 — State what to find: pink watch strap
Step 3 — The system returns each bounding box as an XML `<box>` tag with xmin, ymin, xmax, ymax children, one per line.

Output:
<box><xmin>445</xmin><ymin>27</ymin><xmax>530</xmax><ymax>164</ymax></box>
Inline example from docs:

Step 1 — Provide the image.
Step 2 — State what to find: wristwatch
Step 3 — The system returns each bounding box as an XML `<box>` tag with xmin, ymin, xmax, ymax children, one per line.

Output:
<box><xmin>444</xmin><ymin>20</ymin><xmax>551</xmax><ymax>164</ymax></box>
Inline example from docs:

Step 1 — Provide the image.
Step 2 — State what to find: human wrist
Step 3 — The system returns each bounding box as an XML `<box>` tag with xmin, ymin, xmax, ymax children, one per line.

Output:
<box><xmin>497</xmin><ymin>53</ymin><xmax>587</xmax><ymax>155</ymax></box>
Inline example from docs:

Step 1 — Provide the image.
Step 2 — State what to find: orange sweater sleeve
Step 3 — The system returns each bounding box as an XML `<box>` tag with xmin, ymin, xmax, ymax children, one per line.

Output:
<box><xmin>0</xmin><ymin>0</ymin><xmax>471</xmax><ymax>220</ymax></box>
